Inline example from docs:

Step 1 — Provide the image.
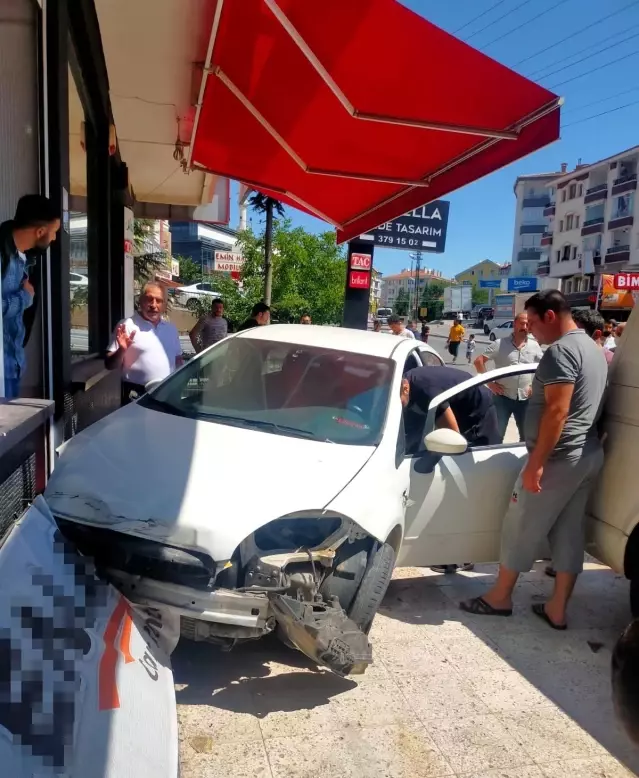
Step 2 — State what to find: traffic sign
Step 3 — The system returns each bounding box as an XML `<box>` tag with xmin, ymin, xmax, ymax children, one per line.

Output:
<box><xmin>359</xmin><ymin>201</ymin><xmax>450</xmax><ymax>253</ymax></box>
<box><xmin>613</xmin><ymin>272</ymin><xmax>639</xmax><ymax>290</ymax></box>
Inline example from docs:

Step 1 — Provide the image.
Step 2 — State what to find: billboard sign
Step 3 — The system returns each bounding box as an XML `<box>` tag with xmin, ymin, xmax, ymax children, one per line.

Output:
<box><xmin>214</xmin><ymin>251</ymin><xmax>244</xmax><ymax>274</ymax></box>
<box><xmin>359</xmin><ymin>201</ymin><xmax>450</xmax><ymax>253</ymax></box>
<box><xmin>601</xmin><ymin>274</ymin><xmax>635</xmax><ymax>309</ymax></box>
<box><xmin>613</xmin><ymin>272</ymin><xmax>639</xmax><ymax>290</ymax></box>
<box><xmin>479</xmin><ymin>279</ymin><xmax>502</xmax><ymax>289</ymax></box>
<box><xmin>507</xmin><ymin>277</ymin><xmax>538</xmax><ymax>293</ymax></box>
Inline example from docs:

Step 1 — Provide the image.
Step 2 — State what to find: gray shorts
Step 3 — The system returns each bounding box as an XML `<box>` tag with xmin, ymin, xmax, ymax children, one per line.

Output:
<box><xmin>500</xmin><ymin>445</ymin><xmax>604</xmax><ymax>575</ymax></box>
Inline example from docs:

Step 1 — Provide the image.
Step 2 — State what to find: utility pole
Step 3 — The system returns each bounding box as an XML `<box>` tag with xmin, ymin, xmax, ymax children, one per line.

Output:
<box><xmin>410</xmin><ymin>251</ymin><xmax>422</xmax><ymax>320</ymax></box>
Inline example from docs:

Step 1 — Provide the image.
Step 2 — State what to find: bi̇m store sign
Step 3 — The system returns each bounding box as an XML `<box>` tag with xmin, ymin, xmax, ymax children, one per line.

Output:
<box><xmin>360</xmin><ymin>201</ymin><xmax>450</xmax><ymax>253</ymax></box>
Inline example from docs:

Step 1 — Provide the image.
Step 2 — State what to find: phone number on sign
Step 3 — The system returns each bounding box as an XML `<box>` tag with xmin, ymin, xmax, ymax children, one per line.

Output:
<box><xmin>376</xmin><ymin>235</ymin><xmax>422</xmax><ymax>246</ymax></box>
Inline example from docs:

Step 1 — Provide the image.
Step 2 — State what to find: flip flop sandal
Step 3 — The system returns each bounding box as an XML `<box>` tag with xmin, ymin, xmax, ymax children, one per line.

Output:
<box><xmin>545</xmin><ymin>566</ymin><xmax>557</xmax><ymax>578</ymax></box>
<box><xmin>532</xmin><ymin>603</ymin><xmax>567</xmax><ymax>631</ymax></box>
<box><xmin>459</xmin><ymin>596</ymin><xmax>512</xmax><ymax>617</ymax></box>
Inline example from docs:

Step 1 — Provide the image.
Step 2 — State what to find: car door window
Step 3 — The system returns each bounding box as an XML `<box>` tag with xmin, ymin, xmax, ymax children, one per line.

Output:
<box><xmin>416</xmin><ymin>347</ymin><xmax>444</xmax><ymax>367</ymax></box>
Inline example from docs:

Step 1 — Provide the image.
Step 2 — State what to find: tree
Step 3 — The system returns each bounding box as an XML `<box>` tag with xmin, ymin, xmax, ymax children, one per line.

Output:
<box><xmin>191</xmin><ymin>219</ymin><xmax>347</xmax><ymax>327</ymax></box>
<box><xmin>133</xmin><ymin>218</ymin><xmax>169</xmax><ymax>289</ymax></box>
<box><xmin>395</xmin><ymin>288</ymin><xmax>410</xmax><ymax>316</ymax></box>
<box><xmin>420</xmin><ymin>280</ymin><xmax>445</xmax><ymax>320</ymax></box>
<box><xmin>472</xmin><ymin>287</ymin><xmax>490</xmax><ymax>305</ymax></box>
<box><xmin>177</xmin><ymin>256</ymin><xmax>201</xmax><ymax>285</ymax></box>
<box><xmin>248</xmin><ymin>191</ymin><xmax>285</xmax><ymax>305</ymax></box>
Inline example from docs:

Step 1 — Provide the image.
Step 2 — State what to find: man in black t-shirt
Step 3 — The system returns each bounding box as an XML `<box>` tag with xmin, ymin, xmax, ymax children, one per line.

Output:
<box><xmin>400</xmin><ymin>365</ymin><xmax>499</xmax><ymax>452</ymax></box>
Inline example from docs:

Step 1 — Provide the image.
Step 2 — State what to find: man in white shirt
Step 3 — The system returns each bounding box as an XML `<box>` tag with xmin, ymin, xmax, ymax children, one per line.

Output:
<box><xmin>106</xmin><ymin>282</ymin><xmax>183</xmax><ymax>405</ymax></box>
<box><xmin>388</xmin><ymin>314</ymin><xmax>415</xmax><ymax>338</ymax></box>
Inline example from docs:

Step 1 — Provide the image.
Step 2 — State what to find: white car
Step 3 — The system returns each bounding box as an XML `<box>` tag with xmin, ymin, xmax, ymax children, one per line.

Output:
<box><xmin>488</xmin><ymin>320</ymin><xmax>514</xmax><ymax>341</ymax></box>
<box><xmin>45</xmin><ymin>325</ymin><xmax>536</xmax><ymax>675</ymax></box>
<box><xmin>175</xmin><ymin>281</ymin><xmax>222</xmax><ymax>311</ymax></box>
<box><xmin>69</xmin><ymin>271</ymin><xmax>88</xmax><ymax>297</ymax></box>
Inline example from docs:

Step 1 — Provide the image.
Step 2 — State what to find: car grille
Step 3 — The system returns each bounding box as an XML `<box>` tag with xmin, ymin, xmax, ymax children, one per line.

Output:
<box><xmin>55</xmin><ymin>518</ymin><xmax>216</xmax><ymax>590</ymax></box>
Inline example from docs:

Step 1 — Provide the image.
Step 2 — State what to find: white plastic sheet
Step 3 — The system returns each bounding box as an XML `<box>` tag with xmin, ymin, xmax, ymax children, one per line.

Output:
<box><xmin>0</xmin><ymin>497</ymin><xmax>179</xmax><ymax>777</ymax></box>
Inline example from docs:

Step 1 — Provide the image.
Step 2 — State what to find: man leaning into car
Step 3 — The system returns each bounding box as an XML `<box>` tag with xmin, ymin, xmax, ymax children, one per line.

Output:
<box><xmin>106</xmin><ymin>281</ymin><xmax>183</xmax><ymax>405</ymax></box>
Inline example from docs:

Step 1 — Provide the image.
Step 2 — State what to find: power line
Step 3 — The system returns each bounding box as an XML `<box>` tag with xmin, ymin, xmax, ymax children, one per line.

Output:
<box><xmin>534</xmin><ymin>28</ymin><xmax>639</xmax><ymax>81</ymax></box>
<box><xmin>548</xmin><ymin>48</ymin><xmax>639</xmax><ymax>89</ymax></box>
<box><xmin>480</xmin><ymin>0</ymin><xmax>573</xmax><ymax>50</ymax></box>
<box><xmin>563</xmin><ymin>85</ymin><xmax>639</xmax><ymax>115</ymax></box>
<box><xmin>528</xmin><ymin>21</ymin><xmax>639</xmax><ymax>78</ymax></box>
<box><xmin>465</xmin><ymin>0</ymin><xmax>534</xmax><ymax>41</ymax></box>
<box><xmin>453</xmin><ymin>0</ymin><xmax>509</xmax><ymax>35</ymax></box>
<box><xmin>514</xmin><ymin>0</ymin><xmax>639</xmax><ymax>66</ymax></box>
<box><xmin>562</xmin><ymin>98</ymin><xmax>639</xmax><ymax>128</ymax></box>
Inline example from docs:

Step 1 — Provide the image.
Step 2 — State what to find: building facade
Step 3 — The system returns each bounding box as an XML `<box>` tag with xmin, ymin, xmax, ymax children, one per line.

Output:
<box><xmin>169</xmin><ymin>222</ymin><xmax>239</xmax><ymax>273</ymax></box>
<box><xmin>455</xmin><ymin>259</ymin><xmax>502</xmax><ymax>286</ymax></box>
<box><xmin>380</xmin><ymin>268</ymin><xmax>447</xmax><ymax>309</ymax></box>
<box><xmin>511</xmin><ymin>172</ymin><xmax>562</xmax><ymax>277</ymax></box>
<box><xmin>537</xmin><ymin>145</ymin><xmax>639</xmax><ymax>311</ymax></box>
<box><xmin>370</xmin><ymin>269</ymin><xmax>382</xmax><ymax>312</ymax></box>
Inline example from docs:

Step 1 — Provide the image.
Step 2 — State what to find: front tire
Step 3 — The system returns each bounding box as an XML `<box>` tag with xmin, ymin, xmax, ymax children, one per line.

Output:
<box><xmin>348</xmin><ymin>542</ymin><xmax>396</xmax><ymax>632</ymax></box>
<box><xmin>186</xmin><ymin>298</ymin><xmax>199</xmax><ymax>312</ymax></box>
<box><xmin>489</xmin><ymin>332</ymin><xmax>496</xmax><ymax>341</ymax></box>
<box><xmin>630</xmin><ymin>578</ymin><xmax>639</xmax><ymax>618</ymax></box>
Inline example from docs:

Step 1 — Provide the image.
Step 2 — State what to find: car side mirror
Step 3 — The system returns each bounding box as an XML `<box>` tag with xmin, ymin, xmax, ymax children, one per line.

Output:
<box><xmin>144</xmin><ymin>378</ymin><xmax>163</xmax><ymax>394</ymax></box>
<box><xmin>424</xmin><ymin>428</ymin><xmax>468</xmax><ymax>456</ymax></box>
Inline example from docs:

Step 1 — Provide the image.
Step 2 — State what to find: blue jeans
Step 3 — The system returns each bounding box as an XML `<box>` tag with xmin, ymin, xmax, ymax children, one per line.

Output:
<box><xmin>493</xmin><ymin>394</ymin><xmax>528</xmax><ymax>442</ymax></box>
<box><xmin>4</xmin><ymin>378</ymin><xmax>21</xmax><ymax>399</ymax></box>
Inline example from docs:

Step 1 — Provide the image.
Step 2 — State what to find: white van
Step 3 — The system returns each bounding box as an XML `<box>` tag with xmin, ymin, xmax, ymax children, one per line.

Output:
<box><xmin>586</xmin><ymin>309</ymin><xmax>639</xmax><ymax>614</ymax></box>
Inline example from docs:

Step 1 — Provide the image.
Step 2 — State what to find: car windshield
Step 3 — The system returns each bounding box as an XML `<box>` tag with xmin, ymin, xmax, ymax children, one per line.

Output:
<box><xmin>140</xmin><ymin>338</ymin><xmax>394</xmax><ymax>445</ymax></box>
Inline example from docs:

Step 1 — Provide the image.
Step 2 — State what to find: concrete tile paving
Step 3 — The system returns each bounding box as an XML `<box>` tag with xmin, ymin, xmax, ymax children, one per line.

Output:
<box><xmin>175</xmin><ymin>561</ymin><xmax>638</xmax><ymax>777</ymax></box>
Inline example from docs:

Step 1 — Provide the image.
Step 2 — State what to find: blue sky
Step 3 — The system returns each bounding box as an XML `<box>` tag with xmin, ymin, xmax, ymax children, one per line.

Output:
<box><xmin>234</xmin><ymin>0</ymin><xmax>639</xmax><ymax>278</ymax></box>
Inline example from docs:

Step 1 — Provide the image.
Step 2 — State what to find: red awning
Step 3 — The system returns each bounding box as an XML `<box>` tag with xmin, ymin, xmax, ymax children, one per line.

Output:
<box><xmin>191</xmin><ymin>0</ymin><xmax>561</xmax><ymax>243</ymax></box>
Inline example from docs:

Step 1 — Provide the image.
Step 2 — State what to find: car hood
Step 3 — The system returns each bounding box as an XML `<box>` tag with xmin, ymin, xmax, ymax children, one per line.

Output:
<box><xmin>45</xmin><ymin>404</ymin><xmax>374</xmax><ymax>560</ymax></box>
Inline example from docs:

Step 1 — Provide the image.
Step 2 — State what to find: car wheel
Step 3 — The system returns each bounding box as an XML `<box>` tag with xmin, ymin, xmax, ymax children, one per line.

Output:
<box><xmin>630</xmin><ymin>578</ymin><xmax>639</xmax><ymax>618</ymax></box>
<box><xmin>186</xmin><ymin>298</ymin><xmax>199</xmax><ymax>312</ymax></box>
<box><xmin>489</xmin><ymin>332</ymin><xmax>496</xmax><ymax>341</ymax></box>
<box><xmin>348</xmin><ymin>541</ymin><xmax>396</xmax><ymax>633</ymax></box>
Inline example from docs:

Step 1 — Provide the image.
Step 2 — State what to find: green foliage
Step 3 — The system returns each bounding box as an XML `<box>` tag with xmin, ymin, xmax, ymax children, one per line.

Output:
<box><xmin>420</xmin><ymin>280</ymin><xmax>445</xmax><ymax>320</ymax></box>
<box><xmin>177</xmin><ymin>256</ymin><xmax>201</xmax><ymax>285</ymax></box>
<box><xmin>472</xmin><ymin>287</ymin><xmax>490</xmax><ymax>305</ymax></box>
<box><xmin>70</xmin><ymin>284</ymin><xmax>88</xmax><ymax>313</ymax></box>
<box><xmin>190</xmin><ymin>219</ymin><xmax>346</xmax><ymax>327</ymax></box>
<box><xmin>394</xmin><ymin>288</ymin><xmax>410</xmax><ymax>316</ymax></box>
<box><xmin>248</xmin><ymin>192</ymin><xmax>286</xmax><ymax>219</ymax></box>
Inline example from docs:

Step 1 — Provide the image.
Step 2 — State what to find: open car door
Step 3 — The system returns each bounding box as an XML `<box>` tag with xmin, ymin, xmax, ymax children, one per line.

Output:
<box><xmin>0</xmin><ymin>497</ymin><xmax>180</xmax><ymax>778</ymax></box>
<box><xmin>397</xmin><ymin>364</ymin><xmax>538</xmax><ymax>567</ymax></box>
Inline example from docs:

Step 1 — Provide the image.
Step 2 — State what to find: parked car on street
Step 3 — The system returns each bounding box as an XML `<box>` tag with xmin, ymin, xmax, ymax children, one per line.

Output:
<box><xmin>488</xmin><ymin>320</ymin><xmax>514</xmax><ymax>341</ymax></box>
<box><xmin>175</xmin><ymin>282</ymin><xmax>222</xmax><ymax>311</ymax></box>
<box><xmin>46</xmin><ymin>324</ymin><xmax>545</xmax><ymax>676</ymax></box>
<box><xmin>70</xmin><ymin>271</ymin><xmax>88</xmax><ymax>297</ymax></box>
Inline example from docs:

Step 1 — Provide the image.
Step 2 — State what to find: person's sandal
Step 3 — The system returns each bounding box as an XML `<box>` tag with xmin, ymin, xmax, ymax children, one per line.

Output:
<box><xmin>459</xmin><ymin>596</ymin><xmax>512</xmax><ymax>617</ymax></box>
<box><xmin>532</xmin><ymin>603</ymin><xmax>566</xmax><ymax>630</ymax></box>
<box><xmin>545</xmin><ymin>566</ymin><xmax>557</xmax><ymax>578</ymax></box>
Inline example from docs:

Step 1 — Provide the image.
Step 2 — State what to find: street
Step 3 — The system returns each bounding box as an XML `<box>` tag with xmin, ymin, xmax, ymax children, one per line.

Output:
<box><xmin>175</xmin><ymin>321</ymin><xmax>636</xmax><ymax>778</ymax></box>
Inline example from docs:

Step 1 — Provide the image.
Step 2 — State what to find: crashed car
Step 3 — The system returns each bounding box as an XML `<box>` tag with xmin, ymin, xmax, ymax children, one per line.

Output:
<box><xmin>46</xmin><ymin>325</ymin><xmax>535</xmax><ymax>675</ymax></box>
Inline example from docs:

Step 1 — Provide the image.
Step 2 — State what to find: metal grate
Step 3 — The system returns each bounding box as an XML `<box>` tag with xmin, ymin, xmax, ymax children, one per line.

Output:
<box><xmin>0</xmin><ymin>454</ymin><xmax>36</xmax><ymax>539</ymax></box>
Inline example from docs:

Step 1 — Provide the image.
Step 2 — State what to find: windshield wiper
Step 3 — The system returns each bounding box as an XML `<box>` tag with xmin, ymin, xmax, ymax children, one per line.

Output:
<box><xmin>201</xmin><ymin>413</ymin><xmax>331</xmax><ymax>441</ymax></box>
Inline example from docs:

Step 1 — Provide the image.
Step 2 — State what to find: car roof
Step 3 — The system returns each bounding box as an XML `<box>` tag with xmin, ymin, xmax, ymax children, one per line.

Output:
<box><xmin>235</xmin><ymin>324</ymin><xmax>438</xmax><ymax>360</ymax></box>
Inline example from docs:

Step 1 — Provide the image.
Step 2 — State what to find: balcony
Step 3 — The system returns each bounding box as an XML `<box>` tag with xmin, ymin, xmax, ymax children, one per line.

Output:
<box><xmin>611</xmin><ymin>174</ymin><xmax>637</xmax><ymax>196</ymax></box>
<box><xmin>581</xmin><ymin>217</ymin><xmax>605</xmax><ymax>236</ymax></box>
<box><xmin>517</xmin><ymin>248</ymin><xmax>542</xmax><ymax>262</ymax></box>
<box><xmin>540</xmin><ymin>231</ymin><xmax>553</xmax><ymax>246</ymax></box>
<box><xmin>606</xmin><ymin>245</ymin><xmax>631</xmax><ymax>265</ymax></box>
<box><xmin>520</xmin><ymin>223</ymin><xmax>547</xmax><ymax>234</ymax></box>
<box><xmin>608</xmin><ymin>215</ymin><xmax>634</xmax><ymax>231</ymax></box>
<box><xmin>584</xmin><ymin>183</ymin><xmax>608</xmax><ymax>204</ymax></box>
<box><xmin>537</xmin><ymin>261</ymin><xmax>550</xmax><ymax>276</ymax></box>
<box><xmin>543</xmin><ymin>203</ymin><xmax>555</xmax><ymax>217</ymax></box>
<box><xmin>522</xmin><ymin>196</ymin><xmax>550</xmax><ymax>208</ymax></box>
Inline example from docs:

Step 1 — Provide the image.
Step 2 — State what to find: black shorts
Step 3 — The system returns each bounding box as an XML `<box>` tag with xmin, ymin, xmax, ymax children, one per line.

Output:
<box><xmin>448</xmin><ymin>341</ymin><xmax>460</xmax><ymax>357</ymax></box>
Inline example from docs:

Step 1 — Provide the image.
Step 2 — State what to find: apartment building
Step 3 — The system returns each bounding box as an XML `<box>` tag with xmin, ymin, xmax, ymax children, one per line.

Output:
<box><xmin>537</xmin><ymin>144</ymin><xmax>639</xmax><ymax>309</ymax></box>
<box><xmin>370</xmin><ymin>269</ymin><xmax>383</xmax><ymax>312</ymax></box>
<box><xmin>455</xmin><ymin>259</ymin><xmax>502</xmax><ymax>286</ymax></box>
<box><xmin>511</xmin><ymin>172</ymin><xmax>562</xmax><ymax>277</ymax></box>
<box><xmin>380</xmin><ymin>268</ymin><xmax>448</xmax><ymax>308</ymax></box>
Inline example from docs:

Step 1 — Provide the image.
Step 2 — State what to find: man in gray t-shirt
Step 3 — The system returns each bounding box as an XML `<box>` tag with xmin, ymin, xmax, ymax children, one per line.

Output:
<box><xmin>461</xmin><ymin>291</ymin><xmax>607</xmax><ymax>630</ymax></box>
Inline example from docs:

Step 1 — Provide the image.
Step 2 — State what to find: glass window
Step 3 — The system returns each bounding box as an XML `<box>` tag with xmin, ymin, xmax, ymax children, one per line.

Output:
<box><xmin>561</xmin><ymin>190</ymin><xmax>567</xmax><ymax>202</ymax></box>
<box><xmin>566</xmin><ymin>214</ymin><xmax>574</xmax><ymax>230</ymax></box>
<box><xmin>559</xmin><ymin>220</ymin><xmax>564</xmax><ymax>232</ymax></box>
<box><xmin>578</xmin><ymin>184</ymin><xmax>584</xmax><ymax>197</ymax></box>
<box><xmin>569</xmin><ymin>184</ymin><xmax>577</xmax><ymax>199</ymax></box>
<box><xmin>140</xmin><ymin>338</ymin><xmax>395</xmax><ymax>446</ymax></box>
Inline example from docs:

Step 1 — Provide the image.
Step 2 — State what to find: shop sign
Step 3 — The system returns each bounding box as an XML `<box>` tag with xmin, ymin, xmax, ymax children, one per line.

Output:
<box><xmin>479</xmin><ymin>279</ymin><xmax>501</xmax><ymax>288</ymax></box>
<box><xmin>360</xmin><ymin>201</ymin><xmax>450</xmax><ymax>253</ymax></box>
<box><xmin>214</xmin><ymin>251</ymin><xmax>244</xmax><ymax>273</ymax></box>
<box><xmin>507</xmin><ymin>277</ymin><xmax>537</xmax><ymax>292</ymax></box>
<box><xmin>350</xmin><ymin>253</ymin><xmax>372</xmax><ymax>270</ymax></box>
<box><xmin>613</xmin><ymin>272</ymin><xmax>639</xmax><ymax>290</ymax></box>
<box><xmin>349</xmin><ymin>270</ymin><xmax>371</xmax><ymax>289</ymax></box>
<box><xmin>600</xmin><ymin>274</ymin><xmax>635</xmax><ymax>310</ymax></box>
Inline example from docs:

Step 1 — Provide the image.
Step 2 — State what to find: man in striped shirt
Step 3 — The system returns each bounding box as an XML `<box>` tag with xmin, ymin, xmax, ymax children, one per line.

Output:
<box><xmin>189</xmin><ymin>298</ymin><xmax>231</xmax><ymax>352</ymax></box>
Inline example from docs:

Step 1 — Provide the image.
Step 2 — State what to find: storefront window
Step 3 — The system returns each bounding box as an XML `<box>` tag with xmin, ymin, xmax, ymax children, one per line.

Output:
<box><xmin>68</xmin><ymin>60</ymin><xmax>90</xmax><ymax>357</ymax></box>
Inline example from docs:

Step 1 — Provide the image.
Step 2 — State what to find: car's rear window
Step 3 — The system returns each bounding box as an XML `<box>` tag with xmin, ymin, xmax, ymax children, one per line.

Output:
<box><xmin>140</xmin><ymin>337</ymin><xmax>394</xmax><ymax>445</ymax></box>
